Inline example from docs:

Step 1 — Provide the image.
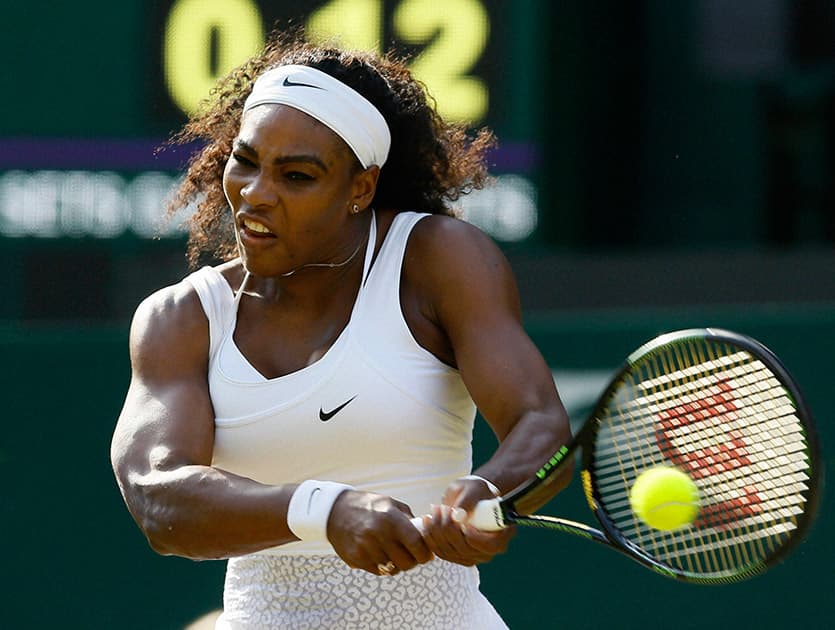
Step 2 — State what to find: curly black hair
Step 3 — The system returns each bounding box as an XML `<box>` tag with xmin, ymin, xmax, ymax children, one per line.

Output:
<box><xmin>166</xmin><ymin>28</ymin><xmax>496</xmax><ymax>266</ymax></box>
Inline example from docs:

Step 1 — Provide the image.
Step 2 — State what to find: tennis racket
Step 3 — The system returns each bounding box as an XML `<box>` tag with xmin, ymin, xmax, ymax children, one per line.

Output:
<box><xmin>443</xmin><ymin>328</ymin><xmax>821</xmax><ymax>585</ymax></box>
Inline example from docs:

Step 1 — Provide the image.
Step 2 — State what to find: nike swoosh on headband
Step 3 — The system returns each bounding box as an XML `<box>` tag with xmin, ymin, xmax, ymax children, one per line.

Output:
<box><xmin>319</xmin><ymin>395</ymin><xmax>358</xmax><ymax>421</ymax></box>
<box><xmin>282</xmin><ymin>76</ymin><xmax>324</xmax><ymax>90</ymax></box>
<box><xmin>246</xmin><ymin>65</ymin><xmax>391</xmax><ymax>168</ymax></box>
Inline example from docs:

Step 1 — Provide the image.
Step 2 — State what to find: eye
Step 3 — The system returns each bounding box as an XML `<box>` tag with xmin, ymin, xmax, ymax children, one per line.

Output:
<box><xmin>285</xmin><ymin>171</ymin><xmax>315</xmax><ymax>182</ymax></box>
<box><xmin>232</xmin><ymin>153</ymin><xmax>255</xmax><ymax>167</ymax></box>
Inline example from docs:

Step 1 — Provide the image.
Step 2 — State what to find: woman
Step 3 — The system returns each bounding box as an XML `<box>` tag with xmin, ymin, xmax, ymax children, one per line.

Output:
<box><xmin>111</xmin><ymin>31</ymin><xmax>571</xmax><ymax>629</ymax></box>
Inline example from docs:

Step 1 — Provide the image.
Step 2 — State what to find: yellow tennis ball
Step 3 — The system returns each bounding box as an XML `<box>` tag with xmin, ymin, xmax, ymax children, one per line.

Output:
<box><xmin>629</xmin><ymin>466</ymin><xmax>700</xmax><ymax>531</ymax></box>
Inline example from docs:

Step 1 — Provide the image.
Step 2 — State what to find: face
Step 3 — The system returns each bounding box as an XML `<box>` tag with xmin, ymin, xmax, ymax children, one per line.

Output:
<box><xmin>223</xmin><ymin>103</ymin><xmax>372</xmax><ymax>277</ymax></box>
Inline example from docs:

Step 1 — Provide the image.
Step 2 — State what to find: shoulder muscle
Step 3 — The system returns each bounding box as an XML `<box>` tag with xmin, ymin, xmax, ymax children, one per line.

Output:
<box><xmin>406</xmin><ymin>215</ymin><xmax>522</xmax><ymax>331</ymax></box>
<box><xmin>129</xmin><ymin>279</ymin><xmax>210</xmax><ymax>383</ymax></box>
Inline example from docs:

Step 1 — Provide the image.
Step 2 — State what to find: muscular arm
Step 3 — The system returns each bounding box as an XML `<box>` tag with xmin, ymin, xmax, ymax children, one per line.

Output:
<box><xmin>408</xmin><ymin>216</ymin><xmax>572</xmax><ymax>502</ymax></box>
<box><xmin>110</xmin><ymin>281</ymin><xmax>297</xmax><ymax>559</ymax></box>
<box><xmin>401</xmin><ymin>216</ymin><xmax>574</xmax><ymax>572</ymax></box>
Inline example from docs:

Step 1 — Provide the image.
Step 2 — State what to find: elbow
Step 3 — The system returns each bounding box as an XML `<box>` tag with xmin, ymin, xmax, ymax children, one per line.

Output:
<box><xmin>113</xmin><ymin>470</ymin><xmax>193</xmax><ymax>559</ymax></box>
<box><xmin>146</xmin><ymin>533</ymin><xmax>173</xmax><ymax>557</ymax></box>
<box><xmin>141</xmin><ymin>515</ymin><xmax>180</xmax><ymax>557</ymax></box>
<box><xmin>136</xmin><ymin>504</ymin><xmax>213</xmax><ymax>560</ymax></box>
<box><xmin>111</xmin><ymin>454</ymin><xmax>230</xmax><ymax>561</ymax></box>
<box><xmin>133</xmin><ymin>497</ymin><xmax>225</xmax><ymax>561</ymax></box>
<box><xmin>111</xmin><ymin>455</ymin><xmax>203</xmax><ymax>558</ymax></box>
<box><xmin>120</xmin><ymin>489</ymin><xmax>181</xmax><ymax>557</ymax></box>
<box><xmin>143</xmin><ymin>523</ymin><xmax>216</xmax><ymax>560</ymax></box>
<box><xmin>131</xmin><ymin>493</ymin><xmax>209</xmax><ymax>559</ymax></box>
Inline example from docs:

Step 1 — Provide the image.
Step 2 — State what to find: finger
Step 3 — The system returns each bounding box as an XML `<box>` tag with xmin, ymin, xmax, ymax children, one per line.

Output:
<box><xmin>410</xmin><ymin>514</ymin><xmax>426</xmax><ymax>534</ymax></box>
<box><xmin>420</xmin><ymin>505</ymin><xmax>454</xmax><ymax>551</ymax></box>
<box><xmin>460</xmin><ymin>523</ymin><xmax>516</xmax><ymax>555</ymax></box>
<box><xmin>400</xmin><ymin>518</ymin><xmax>435</xmax><ymax>564</ymax></box>
<box><xmin>342</xmin><ymin>539</ymin><xmax>403</xmax><ymax>577</ymax></box>
<box><xmin>345</xmin><ymin>547</ymin><xmax>388</xmax><ymax>576</ymax></box>
<box><xmin>379</xmin><ymin>541</ymin><xmax>420</xmax><ymax>573</ymax></box>
<box><xmin>368</xmin><ymin>507</ymin><xmax>432</xmax><ymax>565</ymax></box>
<box><xmin>375</xmin><ymin>559</ymin><xmax>397</xmax><ymax>577</ymax></box>
<box><xmin>391</xmin><ymin>497</ymin><xmax>417</xmax><ymax>516</ymax></box>
<box><xmin>442</xmin><ymin>481</ymin><xmax>466</xmax><ymax>506</ymax></box>
<box><xmin>443</xmin><ymin>478</ymin><xmax>498</xmax><ymax>512</ymax></box>
<box><xmin>387</xmin><ymin>501</ymin><xmax>434</xmax><ymax>563</ymax></box>
<box><xmin>424</xmin><ymin>505</ymin><xmax>490</xmax><ymax>565</ymax></box>
<box><xmin>378</xmin><ymin>513</ymin><xmax>434</xmax><ymax>567</ymax></box>
<box><xmin>362</xmin><ymin>514</ymin><xmax>432</xmax><ymax>575</ymax></box>
<box><xmin>353</xmin><ymin>544</ymin><xmax>399</xmax><ymax>577</ymax></box>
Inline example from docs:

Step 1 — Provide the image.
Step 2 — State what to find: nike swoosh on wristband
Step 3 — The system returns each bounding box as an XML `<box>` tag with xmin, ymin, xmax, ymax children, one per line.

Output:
<box><xmin>319</xmin><ymin>395</ymin><xmax>357</xmax><ymax>421</ymax></box>
<box><xmin>282</xmin><ymin>76</ymin><xmax>324</xmax><ymax>90</ymax></box>
<box><xmin>307</xmin><ymin>487</ymin><xmax>321</xmax><ymax>514</ymax></box>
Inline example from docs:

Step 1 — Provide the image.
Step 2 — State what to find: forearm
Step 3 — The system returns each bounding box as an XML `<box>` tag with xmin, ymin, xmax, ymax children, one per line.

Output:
<box><xmin>121</xmin><ymin>464</ymin><xmax>297</xmax><ymax>560</ymax></box>
<box><xmin>476</xmin><ymin>406</ymin><xmax>572</xmax><ymax>501</ymax></box>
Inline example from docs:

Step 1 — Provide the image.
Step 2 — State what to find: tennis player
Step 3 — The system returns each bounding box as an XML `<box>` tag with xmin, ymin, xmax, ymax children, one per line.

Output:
<box><xmin>110</xmin><ymin>30</ymin><xmax>571</xmax><ymax>629</ymax></box>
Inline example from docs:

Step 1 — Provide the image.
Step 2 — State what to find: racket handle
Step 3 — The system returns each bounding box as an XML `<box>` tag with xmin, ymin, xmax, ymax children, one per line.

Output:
<box><xmin>469</xmin><ymin>498</ymin><xmax>505</xmax><ymax>531</ymax></box>
<box><xmin>409</xmin><ymin>498</ymin><xmax>505</xmax><ymax>533</ymax></box>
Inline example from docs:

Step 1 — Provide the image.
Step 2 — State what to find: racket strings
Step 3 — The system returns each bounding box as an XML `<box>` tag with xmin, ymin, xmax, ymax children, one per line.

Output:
<box><xmin>631</xmin><ymin>341</ymin><xmax>769</xmax><ymax>575</ymax></box>
<box><xmin>590</xmin><ymin>338</ymin><xmax>813</xmax><ymax>579</ymax></box>
<box><xmin>647</xmin><ymin>340</ymin><xmax>792</xmax><ymax>573</ymax></box>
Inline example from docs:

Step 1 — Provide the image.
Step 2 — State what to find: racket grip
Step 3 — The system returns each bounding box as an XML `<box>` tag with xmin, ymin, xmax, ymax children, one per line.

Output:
<box><xmin>469</xmin><ymin>498</ymin><xmax>505</xmax><ymax>531</ymax></box>
<box><xmin>409</xmin><ymin>499</ymin><xmax>505</xmax><ymax>533</ymax></box>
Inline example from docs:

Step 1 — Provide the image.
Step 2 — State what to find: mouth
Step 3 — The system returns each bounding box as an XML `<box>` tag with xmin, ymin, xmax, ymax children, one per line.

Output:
<box><xmin>239</xmin><ymin>216</ymin><xmax>276</xmax><ymax>238</ymax></box>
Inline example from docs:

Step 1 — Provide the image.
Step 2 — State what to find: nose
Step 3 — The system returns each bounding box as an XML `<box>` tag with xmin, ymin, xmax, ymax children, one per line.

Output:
<box><xmin>240</xmin><ymin>171</ymin><xmax>279</xmax><ymax>208</ymax></box>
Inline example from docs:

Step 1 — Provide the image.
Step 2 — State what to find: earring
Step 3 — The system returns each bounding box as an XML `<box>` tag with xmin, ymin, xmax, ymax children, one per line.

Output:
<box><xmin>351</xmin><ymin>203</ymin><xmax>360</xmax><ymax>214</ymax></box>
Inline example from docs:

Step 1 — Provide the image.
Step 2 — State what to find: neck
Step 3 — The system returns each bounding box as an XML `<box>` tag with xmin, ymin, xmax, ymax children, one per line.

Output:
<box><xmin>280</xmin><ymin>232</ymin><xmax>366</xmax><ymax>277</ymax></box>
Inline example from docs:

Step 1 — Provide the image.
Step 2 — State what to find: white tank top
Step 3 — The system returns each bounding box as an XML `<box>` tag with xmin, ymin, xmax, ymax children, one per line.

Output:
<box><xmin>186</xmin><ymin>211</ymin><xmax>478</xmax><ymax>555</ymax></box>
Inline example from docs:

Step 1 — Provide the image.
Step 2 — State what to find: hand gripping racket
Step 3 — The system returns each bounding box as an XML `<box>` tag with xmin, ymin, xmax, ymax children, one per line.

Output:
<box><xmin>461</xmin><ymin>328</ymin><xmax>821</xmax><ymax>584</ymax></box>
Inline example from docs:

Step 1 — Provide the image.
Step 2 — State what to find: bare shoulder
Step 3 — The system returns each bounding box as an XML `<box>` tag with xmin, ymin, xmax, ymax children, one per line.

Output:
<box><xmin>132</xmin><ymin>278</ymin><xmax>206</xmax><ymax>342</ymax></box>
<box><xmin>406</xmin><ymin>214</ymin><xmax>517</xmax><ymax>295</ymax></box>
<box><xmin>409</xmin><ymin>213</ymin><xmax>500</xmax><ymax>255</ymax></box>
<box><xmin>131</xmin><ymin>259</ymin><xmax>244</xmax><ymax>344</ymax></box>
<box><xmin>129</xmin><ymin>276</ymin><xmax>210</xmax><ymax>377</ymax></box>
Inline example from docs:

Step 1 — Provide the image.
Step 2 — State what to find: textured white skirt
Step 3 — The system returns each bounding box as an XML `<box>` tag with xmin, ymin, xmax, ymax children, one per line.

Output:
<box><xmin>215</xmin><ymin>554</ymin><xmax>508</xmax><ymax>629</ymax></box>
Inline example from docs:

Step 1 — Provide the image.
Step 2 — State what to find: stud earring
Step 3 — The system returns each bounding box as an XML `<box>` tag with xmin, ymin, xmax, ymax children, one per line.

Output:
<box><xmin>351</xmin><ymin>203</ymin><xmax>360</xmax><ymax>214</ymax></box>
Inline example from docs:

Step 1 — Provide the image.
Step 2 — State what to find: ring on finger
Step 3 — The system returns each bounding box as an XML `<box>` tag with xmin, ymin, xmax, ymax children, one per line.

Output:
<box><xmin>377</xmin><ymin>561</ymin><xmax>396</xmax><ymax>576</ymax></box>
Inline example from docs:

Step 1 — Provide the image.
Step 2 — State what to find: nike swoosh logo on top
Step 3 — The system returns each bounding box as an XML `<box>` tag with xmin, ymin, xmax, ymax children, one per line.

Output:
<box><xmin>282</xmin><ymin>77</ymin><xmax>324</xmax><ymax>90</ymax></box>
<box><xmin>319</xmin><ymin>395</ymin><xmax>357</xmax><ymax>421</ymax></box>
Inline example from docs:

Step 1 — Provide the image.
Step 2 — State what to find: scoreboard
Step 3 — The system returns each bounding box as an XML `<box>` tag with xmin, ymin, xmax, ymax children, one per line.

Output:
<box><xmin>163</xmin><ymin>0</ymin><xmax>493</xmax><ymax>125</ymax></box>
<box><xmin>0</xmin><ymin>0</ymin><xmax>547</xmax><ymax>245</ymax></box>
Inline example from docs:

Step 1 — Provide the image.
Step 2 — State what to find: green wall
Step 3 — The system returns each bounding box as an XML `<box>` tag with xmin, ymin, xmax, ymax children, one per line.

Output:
<box><xmin>3</xmin><ymin>303</ymin><xmax>830</xmax><ymax>628</ymax></box>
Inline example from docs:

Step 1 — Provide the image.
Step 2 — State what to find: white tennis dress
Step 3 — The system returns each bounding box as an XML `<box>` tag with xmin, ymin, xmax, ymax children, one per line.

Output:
<box><xmin>186</xmin><ymin>211</ymin><xmax>508</xmax><ymax>629</ymax></box>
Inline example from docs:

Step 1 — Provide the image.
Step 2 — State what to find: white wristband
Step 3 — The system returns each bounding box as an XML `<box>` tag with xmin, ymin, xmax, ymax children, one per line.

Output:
<box><xmin>460</xmin><ymin>474</ymin><xmax>501</xmax><ymax>497</ymax></box>
<box><xmin>286</xmin><ymin>480</ymin><xmax>354</xmax><ymax>542</ymax></box>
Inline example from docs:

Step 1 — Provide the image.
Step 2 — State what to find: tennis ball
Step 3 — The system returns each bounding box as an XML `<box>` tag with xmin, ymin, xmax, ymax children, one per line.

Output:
<box><xmin>629</xmin><ymin>466</ymin><xmax>700</xmax><ymax>531</ymax></box>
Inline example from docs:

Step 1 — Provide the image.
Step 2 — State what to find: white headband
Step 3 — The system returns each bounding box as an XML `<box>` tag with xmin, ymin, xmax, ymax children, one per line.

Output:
<box><xmin>243</xmin><ymin>64</ymin><xmax>391</xmax><ymax>169</ymax></box>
